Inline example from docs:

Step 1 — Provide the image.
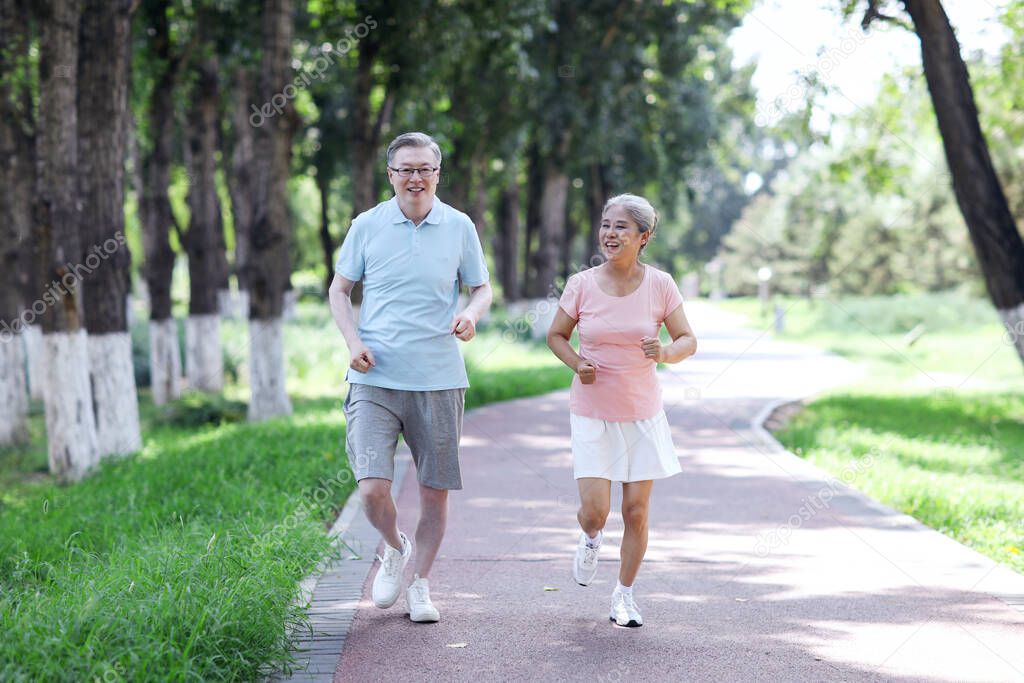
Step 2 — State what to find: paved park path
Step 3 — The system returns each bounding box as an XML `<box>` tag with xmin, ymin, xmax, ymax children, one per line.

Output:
<box><xmin>284</xmin><ymin>301</ymin><xmax>1024</xmax><ymax>682</ymax></box>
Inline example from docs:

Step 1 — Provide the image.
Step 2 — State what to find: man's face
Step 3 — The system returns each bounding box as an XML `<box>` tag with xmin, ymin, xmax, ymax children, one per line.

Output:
<box><xmin>387</xmin><ymin>146</ymin><xmax>440</xmax><ymax>209</ymax></box>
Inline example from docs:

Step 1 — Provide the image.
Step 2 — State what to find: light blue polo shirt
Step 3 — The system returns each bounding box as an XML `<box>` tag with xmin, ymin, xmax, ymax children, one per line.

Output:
<box><xmin>335</xmin><ymin>196</ymin><xmax>489</xmax><ymax>391</ymax></box>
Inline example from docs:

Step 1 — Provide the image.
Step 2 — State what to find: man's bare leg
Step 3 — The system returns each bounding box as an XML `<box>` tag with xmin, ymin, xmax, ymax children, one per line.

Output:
<box><xmin>359</xmin><ymin>477</ymin><xmax>403</xmax><ymax>550</ymax></box>
<box><xmin>413</xmin><ymin>483</ymin><xmax>448</xmax><ymax>578</ymax></box>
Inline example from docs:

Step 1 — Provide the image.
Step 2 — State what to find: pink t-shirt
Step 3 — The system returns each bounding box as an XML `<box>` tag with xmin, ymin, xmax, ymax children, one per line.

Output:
<box><xmin>558</xmin><ymin>265</ymin><xmax>684</xmax><ymax>422</ymax></box>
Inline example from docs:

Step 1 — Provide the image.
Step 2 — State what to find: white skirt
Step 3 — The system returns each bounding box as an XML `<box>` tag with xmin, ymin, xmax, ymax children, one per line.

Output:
<box><xmin>570</xmin><ymin>410</ymin><xmax>681</xmax><ymax>482</ymax></box>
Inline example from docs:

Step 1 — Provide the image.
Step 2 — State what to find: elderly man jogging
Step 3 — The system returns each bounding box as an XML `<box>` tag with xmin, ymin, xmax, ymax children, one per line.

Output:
<box><xmin>328</xmin><ymin>132</ymin><xmax>492</xmax><ymax>623</ymax></box>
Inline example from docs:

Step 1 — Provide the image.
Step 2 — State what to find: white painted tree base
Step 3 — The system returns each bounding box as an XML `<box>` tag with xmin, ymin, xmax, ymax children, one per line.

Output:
<box><xmin>0</xmin><ymin>333</ymin><xmax>29</xmax><ymax>444</ymax></box>
<box><xmin>88</xmin><ymin>332</ymin><xmax>142</xmax><ymax>457</ymax></box>
<box><xmin>186</xmin><ymin>313</ymin><xmax>223</xmax><ymax>392</ymax></box>
<box><xmin>238</xmin><ymin>290</ymin><xmax>250</xmax><ymax>320</ymax></box>
<box><xmin>248</xmin><ymin>317</ymin><xmax>292</xmax><ymax>422</ymax></box>
<box><xmin>150</xmin><ymin>318</ymin><xmax>182</xmax><ymax>406</ymax></box>
<box><xmin>43</xmin><ymin>330</ymin><xmax>99</xmax><ymax>481</ymax></box>
<box><xmin>1000</xmin><ymin>302</ymin><xmax>1024</xmax><ymax>365</ymax></box>
<box><xmin>24</xmin><ymin>323</ymin><xmax>45</xmax><ymax>400</ymax></box>
<box><xmin>217</xmin><ymin>288</ymin><xmax>235</xmax><ymax>318</ymax></box>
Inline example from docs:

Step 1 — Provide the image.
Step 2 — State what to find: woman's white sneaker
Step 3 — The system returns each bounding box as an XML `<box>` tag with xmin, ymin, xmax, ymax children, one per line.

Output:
<box><xmin>609</xmin><ymin>590</ymin><xmax>643</xmax><ymax>627</ymax></box>
<box><xmin>371</xmin><ymin>532</ymin><xmax>411</xmax><ymax>608</ymax></box>
<box><xmin>406</xmin><ymin>574</ymin><xmax>440</xmax><ymax>623</ymax></box>
<box><xmin>573</xmin><ymin>531</ymin><xmax>601</xmax><ymax>586</ymax></box>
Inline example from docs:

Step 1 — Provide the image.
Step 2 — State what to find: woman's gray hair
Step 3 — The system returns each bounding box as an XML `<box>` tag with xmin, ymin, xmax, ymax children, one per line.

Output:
<box><xmin>386</xmin><ymin>132</ymin><xmax>442</xmax><ymax>167</ymax></box>
<box><xmin>603</xmin><ymin>194</ymin><xmax>659</xmax><ymax>249</ymax></box>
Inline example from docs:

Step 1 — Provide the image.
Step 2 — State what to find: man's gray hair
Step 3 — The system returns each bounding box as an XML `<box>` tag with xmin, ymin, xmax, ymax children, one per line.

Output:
<box><xmin>603</xmin><ymin>194</ymin><xmax>659</xmax><ymax>249</ymax></box>
<box><xmin>386</xmin><ymin>132</ymin><xmax>442</xmax><ymax>167</ymax></box>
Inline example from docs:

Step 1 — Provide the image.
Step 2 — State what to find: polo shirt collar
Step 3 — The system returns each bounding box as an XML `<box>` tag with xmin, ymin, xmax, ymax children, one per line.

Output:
<box><xmin>387</xmin><ymin>196</ymin><xmax>444</xmax><ymax>225</ymax></box>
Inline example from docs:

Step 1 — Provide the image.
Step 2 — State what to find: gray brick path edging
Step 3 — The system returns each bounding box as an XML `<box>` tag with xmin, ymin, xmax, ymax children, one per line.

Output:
<box><xmin>267</xmin><ymin>451</ymin><xmax>412</xmax><ymax>682</ymax></box>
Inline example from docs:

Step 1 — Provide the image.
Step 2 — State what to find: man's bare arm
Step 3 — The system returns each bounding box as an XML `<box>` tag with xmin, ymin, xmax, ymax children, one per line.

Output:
<box><xmin>328</xmin><ymin>273</ymin><xmax>374</xmax><ymax>372</ymax></box>
<box><xmin>451</xmin><ymin>282</ymin><xmax>493</xmax><ymax>341</ymax></box>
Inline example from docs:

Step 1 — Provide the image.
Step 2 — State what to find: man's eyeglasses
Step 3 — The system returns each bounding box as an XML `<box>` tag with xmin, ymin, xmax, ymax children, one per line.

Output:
<box><xmin>389</xmin><ymin>166</ymin><xmax>439</xmax><ymax>178</ymax></box>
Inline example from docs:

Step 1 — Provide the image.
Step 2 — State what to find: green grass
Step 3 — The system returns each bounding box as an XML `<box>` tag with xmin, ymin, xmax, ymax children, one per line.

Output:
<box><xmin>1</xmin><ymin>408</ymin><xmax>348</xmax><ymax>681</ymax></box>
<box><xmin>0</xmin><ymin>303</ymin><xmax>575</xmax><ymax>681</ymax></box>
<box><xmin>715</xmin><ymin>293</ymin><xmax>1024</xmax><ymax>574</ymax></box>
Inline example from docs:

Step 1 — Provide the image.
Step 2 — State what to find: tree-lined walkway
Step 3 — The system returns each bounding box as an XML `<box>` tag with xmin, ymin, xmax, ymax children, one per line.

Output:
<box><xmin>329</xmin><ymin>302</ymin><xmax>1024</xmax><ymax>681</ymax></box>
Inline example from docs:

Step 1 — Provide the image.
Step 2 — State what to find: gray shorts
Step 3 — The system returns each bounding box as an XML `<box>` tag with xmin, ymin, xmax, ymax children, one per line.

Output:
<box><xmin>343</xmin><ymin>383</ymin><xmax>466</xmax><ymax>490</ymax></box>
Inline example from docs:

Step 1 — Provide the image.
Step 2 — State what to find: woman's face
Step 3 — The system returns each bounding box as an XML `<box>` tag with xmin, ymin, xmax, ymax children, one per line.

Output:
<box><xmin>599</xmin><ymin>205</ymin><xmax>648</xmax><ymax>262</ymax></box>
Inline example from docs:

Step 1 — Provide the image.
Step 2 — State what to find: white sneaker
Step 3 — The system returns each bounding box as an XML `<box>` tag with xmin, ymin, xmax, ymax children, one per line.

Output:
<box><xmin>609</xmin><ymin>590</ymin><xmax>643</xmax><ymax>627</ymax></box>
<box><xmin>573</xmin><ymin>532</ymin><xmax>601</xmax><ymax>586</ymax></box>
<box><xmin>406</xmin><ymin>574</ymin><xmax>440</xmax><ymax>623</ymax></box>
<box><xmin>371</xmin><ymin>532</ymin><xmax>411</xmax><ymax>608</ymax></box>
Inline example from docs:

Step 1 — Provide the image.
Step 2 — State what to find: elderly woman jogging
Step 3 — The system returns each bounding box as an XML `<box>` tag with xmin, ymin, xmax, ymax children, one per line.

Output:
<box><xmin>547</xmin><ymin>193</ymin><xmax>697</xmax><ymax>627</ymax></box>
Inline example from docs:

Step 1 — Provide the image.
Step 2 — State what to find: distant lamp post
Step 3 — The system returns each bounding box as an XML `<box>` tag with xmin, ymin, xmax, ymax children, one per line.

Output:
<box><xmin>757</xmin><ymin>266</ymin><xmax>772</xmax><ymax>316</ymax></box>
<box><xmin>774</xmin><ymin>303</ymin><xmax>785</xmax><ymax>334</ymax></box>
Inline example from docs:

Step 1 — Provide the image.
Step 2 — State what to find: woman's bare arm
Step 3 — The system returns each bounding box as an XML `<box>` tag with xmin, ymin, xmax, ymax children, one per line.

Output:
<box><xmin>641</xmin><ymin>304</ymin><xmax>697</xmax><ymax>364</ymax></box>
<box><xmin>547</xmin><ymin>308</ymin><xmax>596</xmax><ymax>383</ymax></box>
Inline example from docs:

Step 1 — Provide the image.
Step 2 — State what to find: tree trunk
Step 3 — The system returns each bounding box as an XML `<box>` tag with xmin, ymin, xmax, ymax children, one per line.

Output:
<box><xmin>213</xmin><ymin>160</ymin><xmax>231</xmax><ymax>319</ymax></box>
<box><xmin>562</xmin><ymin>200</ymin><xmax>576</xmax><ymax>281</ymax></box>
<box><xmin>901</xmin><ymin>0</ymin><xmax>1024</xmax><ymax>365</ymax></box>
<box><xmin>348</xmin><ymin>66</ymin><xmax>392</xmax><ymax>308</ymax></box>
<box><xmin>7</xmin><ymin>0</ymin><xmax>37</xmax><ymax>323</ymax></box>
<box><xmin>523</xmin><ymin>139</ymin><xmax>543</xmax><ymax>296</ymax></box>
<box><xmin>247</xmin><ymin>0</ymin><xmax>294</xmax><ymax>421</ymax></box>
<box><xmin>77</xmin><ymin>0</ymin><xmax>140</xmax><ymax>457</ymax></box>
<box><xmin>587</xmin><ymin>162</ymin><xmax>609</xmax><ymax>264</ymax></box>
<box><xmin>140</xmin><ymin>0</ymin><xmax>181</xmax><ymax>404</ymax></box>
<box><xmin>0</xmin><ymin>0</ymin><xmax>33</xmax><ymax>443</ymax></box>
<box><xmin>184</xmin><ymin>312</ymin><xmax>222</xmax><ymax>391</ymax></box>
<box><xmin>470</xmin><ymin>154</ymin><xmax>489</xmax><ymax>245</ymax></box>
<box><xmin>446</xmin><ymin>158</ymin><xmax>470</xmax><ymax>213</ymax></box>
<box><xmin>130</xmin><ymin>114</ymin><xmax>179</xmax><ymax>405</ymax></box>
<box><xmin>227</xmin><ymin>66</ymin><xmax>255</xmax><ymax>316</ymax></box>
<box><xmin>148</xmin><ymin>318</ymin><xmax>180</xmax><ymax>405</ymax></box>
<box><xmin>35</xmin><ymin>0</ymin><xmax>99</xmax><ymax>481</ymax></box>
<box><xmin>495</xmin><ymin>161</ymin><xmax>521</xmax><ymax>302</ymax></box>
<box><xmin>183</xmin><ymin>56</ymin><xmax>224</xmax><ymax>392</ymax></box>
<box><xmin>445</xmin><ymin>129</ymin><xmax>475</xmax><ymax>214</ymax></box>
<box><xmin>317</xmin><ymin>167</ymin><xmax>336</xmax><ymax>294</ymax></box>
<box><xmin>532</xmin><ymin>162</ymin><xmax>569</xmax><ymax>299</ymax></box>
<box><xmin>350</xmin><ymin>36</ymin><xmax>381</xmax><ymax>218</ymax></box>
